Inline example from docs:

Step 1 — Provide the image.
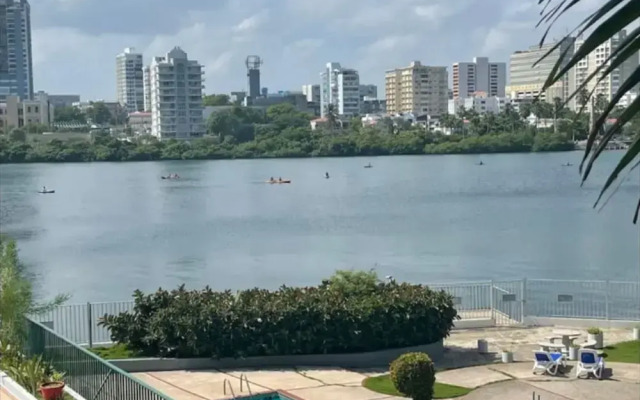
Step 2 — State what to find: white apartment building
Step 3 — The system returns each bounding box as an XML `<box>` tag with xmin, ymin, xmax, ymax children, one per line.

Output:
<box><xmin>452</xmin><ymin>57</ymin><xmax>506</xmax><ymax>98</ymax></box>
<box><xmin>320</xmin><ymin>62</ymin><xmax>361</xmax><ymax>117</ymax></box>
<box><xmin>385</xmin><ymin>61</ymin><xmax>448</xmax><ymax>116</ymax></box>
<box><xmin>142</xmin><ymin>65</ymin><xmax>151</xmax><ymax>112</ymax></box>
<box><xmin>508</xmin><ymin>38</ymin><xmax>575</xmax><ymax>102</ymax></box>
<box><xmin>148</xmin><ymin>47</ymin><xmax>205</xmax><ymax>140</ymax></box>
<box><xmin>448</xmin><ymin>96</ymin><xmax>513</xmax><ymax>115</ymax></box>
<box><xmin>573</xmin><ymin>30</ymin><xmax>639</xmax><ymax>110</ymax></box>
<box><xmin>116</xmin><ymin>48</ymin><xmax>144</xmax><ymax>112</ymax></box>
<box><xmin>301</xmin><ymin>84</ymin><xmax>320</xmax><ymax>103</ymax></box>
<box><xmin>0</xmin><ymin>94</ymin><xmax>54</xmax><ymax>130</ymax></box>
<box><xmin>128</xmin><ymin>111</ymin><xmax>152</xmax><ymax>135</ymax></box>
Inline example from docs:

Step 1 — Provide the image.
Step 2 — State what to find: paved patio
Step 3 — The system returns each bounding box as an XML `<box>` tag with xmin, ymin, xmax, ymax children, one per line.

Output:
<box><xmin>132</xmin><ymin>326</ymin><xmax>639</xmax><ymax>400</ymax></box>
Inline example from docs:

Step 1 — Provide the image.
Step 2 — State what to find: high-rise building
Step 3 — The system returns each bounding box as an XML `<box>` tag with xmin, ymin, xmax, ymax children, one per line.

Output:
<box><xmin>142</xmin><ymin>65</ymin><xmax>151</xmax><ymax>111</ymax></box>
<box><xmin>148</xmin><ymin>47</ymin><xmax>205</xmax><ymax>140</ymax></box>
<box><xmin>320</xmin><ymin>62</ymin><xmax>361</xmax><ymax>117</ymax></box>
<box><xmin>116</xmin><ymin>47</ymin><xmax>144</xmax><ymax>112</ymax></box>
<box><xmin>359</xmin><ymin>84</ymin><xmax>377</xmax><ymax>100</ymax></box>
<box><xmin>573</xmin><ymin>30</ymin><xmax>639</xmax><ymax>110</ymax></box>
<box><xmin>301</xmin><ymin>84</ymin><xmax>320</xmax><ymax>103</ymax></box>
<box><xmin>452</xmin><ymin>57</ymin><xmax>506</xmax><ymax>99</ymax></box>
<box><xmin>507</xmin><ymin>37</ymin><xmax>575</xmax><ymax>102</ymax></box>
<box><xmin>0</xmin><ymin>0</ymin><xmax>33</xmax><ymax>101</ymax></box>
<box><xmin>385</xmin><ymin>61</ymin><xmax>448</xmax><ymax>116</ymax></box>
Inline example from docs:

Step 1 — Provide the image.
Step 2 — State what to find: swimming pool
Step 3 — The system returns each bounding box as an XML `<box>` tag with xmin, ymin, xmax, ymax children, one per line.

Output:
<box><xmin>235</xmin><ymin>391</ymin><xmax>300</xmax><ymax>400</ymax></box>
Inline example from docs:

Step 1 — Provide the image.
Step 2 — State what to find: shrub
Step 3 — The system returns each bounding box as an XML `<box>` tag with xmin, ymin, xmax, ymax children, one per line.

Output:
<box><xmin>587</xmin><ymin>327</ymin><xmax>603</xmax><ymax>335</ymax></box>
<box><xmin>390</xmin><ymin>352</ymin><xmax>436</xmax><ymax>400</ymax></box>
<box><xmin>99</xmin><ymin>277</ymin><xmax>458</xmax><ymax>359</ymax></box>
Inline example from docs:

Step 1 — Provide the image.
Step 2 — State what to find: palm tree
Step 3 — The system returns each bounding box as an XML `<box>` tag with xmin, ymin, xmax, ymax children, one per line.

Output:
<box><xmin>535</xmin><ymin>0</ymin><xmax>640</xmax><ymax>222</ymax></box>
<box><xmin>324</xmin><ymin>104</ymin><xmax>340</xmax><ymax>130</ymax></box>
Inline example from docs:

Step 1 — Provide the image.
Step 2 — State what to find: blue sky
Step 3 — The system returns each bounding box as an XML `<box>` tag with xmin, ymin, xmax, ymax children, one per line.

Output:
<box><xmin>31</xmin><ymin>0</ymin><xmax>604</xmax><ymax>101</ymax></box>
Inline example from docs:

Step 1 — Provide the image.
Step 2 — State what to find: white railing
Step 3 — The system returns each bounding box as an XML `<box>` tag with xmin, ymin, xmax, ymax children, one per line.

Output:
<box><xmin>30</xmin><ymin>278</ymin><xmax>640</xmax><ymax>346</ymax></box>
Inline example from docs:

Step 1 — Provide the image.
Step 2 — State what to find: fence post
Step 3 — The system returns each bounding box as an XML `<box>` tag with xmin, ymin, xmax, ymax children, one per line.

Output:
<box><xmin>604</xmin><ymin>280</ymin><xmax>610</xmax><ymax>320</ymax></box>
<box><xmin>87</xmin><ymin>302</ymin><xmax>93</xmax><ymax>348</ymax></box>
<box><xmin>490</xmin><ymin>280</ymin><xmax>495</xmax><ymax>321</ymax></box>
<box><xmin>521</xmin><ymin>278</ymin><xmax>527</xmax><ymax>324</ymax></box>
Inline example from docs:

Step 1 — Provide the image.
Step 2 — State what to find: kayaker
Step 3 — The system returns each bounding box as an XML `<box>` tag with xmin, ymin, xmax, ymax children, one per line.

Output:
<box><xmin>269</xmin><ymin>176</ymin><xmax>274</xmax><ymax>182</ymax></box>
<box><xmin>325</xmin><ymin>172</ymin><xmax>330</xmax><ymax>179</ymax></box>
<box><xmin>42</xmin><ymin>186</ymin><xmax>46</xmax><ymax>192</ymax></box>
<box><xmin>278</xmin><ymin>177</ymin><xmax>282</xmax><ymax>182</ymax></box>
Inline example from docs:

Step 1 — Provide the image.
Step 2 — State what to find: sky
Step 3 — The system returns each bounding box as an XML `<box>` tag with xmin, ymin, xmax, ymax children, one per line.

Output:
<box><xmin>31</xmin><ymin>0</ymin><xmax>607</xmax><ymax>101</ymax></box>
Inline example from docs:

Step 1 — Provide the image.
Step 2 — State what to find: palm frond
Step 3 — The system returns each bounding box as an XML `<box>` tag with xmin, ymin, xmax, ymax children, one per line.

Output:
<box><xmin>537</xmin><ymin>0</ymin><xmax>640</xmax><ymax>223</ymax></box>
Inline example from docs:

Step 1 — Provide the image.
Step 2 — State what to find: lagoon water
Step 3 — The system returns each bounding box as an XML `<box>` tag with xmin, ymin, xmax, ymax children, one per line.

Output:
<box><xmin>1</xmin><ymin>151</ymin><xmax>638</xmax><ymax>303</ymax></box>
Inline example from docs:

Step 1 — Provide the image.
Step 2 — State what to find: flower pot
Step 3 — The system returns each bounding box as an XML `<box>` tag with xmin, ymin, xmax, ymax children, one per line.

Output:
<box><xmin>569</xmin><ymin>346</ymin><xmax>579</xmax><ymax>361</ymax></box>
<box><xmin>588</xmin><ymin>332</ymin><xmax>603</xmax><ymax>349</ymax></box>
<box><xmin>633</xmin><ymin>327</ymin><xmax>640</xmax><ymax>341</ymax></box>
<box><xmin>501</xmin><ymin>351</ymin><xmax>513</xmax><ymax>363</ymax></box>
<box><xmin>40</xmin><ymin>381</ymin><xmax>65</xmax><ymax>400</ymax></box>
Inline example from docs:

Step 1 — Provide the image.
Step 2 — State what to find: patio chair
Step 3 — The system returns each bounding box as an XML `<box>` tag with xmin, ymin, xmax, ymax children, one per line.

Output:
<box><xmin>576</xmin><ymin>349</ymin><xmax>605</xmax><ymax>380</ymax></box>
<box><xmin>532</xmin><ymin>351</ymin><xmax>566</xmax><ymax>376</ymax></box>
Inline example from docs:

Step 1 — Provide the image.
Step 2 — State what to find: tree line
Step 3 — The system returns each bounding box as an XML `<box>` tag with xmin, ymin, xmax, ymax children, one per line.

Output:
<box><xmin>0</xmin><ymin>102</ymin><xmax>579</xmax><ymax>163</ymax></box>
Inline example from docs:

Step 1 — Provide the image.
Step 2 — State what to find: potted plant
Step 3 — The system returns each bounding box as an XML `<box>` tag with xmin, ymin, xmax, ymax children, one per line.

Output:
<box><xmin>40</xmin><ymin>371</ymin><xmax>66</xmax><ymax>400</ymax></box>
<box><xmin>568</xmin><ymin>344</ymin><xmax>579</xmax><ymax>361</ymax></box>
<box><xmin>587</xmin><ymin>327</ymin><xmax>603</xmax><ymax>349</ymax></box>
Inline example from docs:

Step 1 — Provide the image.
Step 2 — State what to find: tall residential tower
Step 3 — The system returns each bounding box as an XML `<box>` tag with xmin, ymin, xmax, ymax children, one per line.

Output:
<box><xmin>0</xmin><ymin>0</ymin><xmax>33</xmax><ymax>100</ymax></box>
<box><xmin>452</xmin><ymin>57</ymin><xmax>506</xmax><ymax>98</ymax></box>
<box><xmin>507</xmin><ymin>37</ymin><xmax>575</xmax><ymax>102</ymax></box>
<box><xmin>320</xmin><ymin>62</ymin><xmax>360</xmax><ymax>117</ymax></box>
<box><xmin>116</xmin><ymin>47</ymin><xmax>144</xmax><ymax>112</ymax></box>
<box><xmin>385</xmin><ymin>61</ymin><xmax>448</xmax><ymax>116</ymax></box>
<box><xmin>148</xmin><ymin>47</ymin><xmax>205</xmax><ymax>140</ymax></box>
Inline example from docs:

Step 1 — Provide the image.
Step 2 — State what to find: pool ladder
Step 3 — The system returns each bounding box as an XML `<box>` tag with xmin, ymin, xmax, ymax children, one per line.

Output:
<box><xmin>223</xmin><ymin>374</ymin><xmax>252</xmax><ymax>399</ymax></box>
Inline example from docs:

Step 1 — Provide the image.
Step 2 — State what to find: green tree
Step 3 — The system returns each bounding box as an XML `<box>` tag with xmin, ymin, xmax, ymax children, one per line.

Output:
<box><xmin>54</xmin><ymin>106</ymin><xmax>86</xmax><ymax>123</ymax></box>
<box><xmin>203</xmin><ymin>94</ymin><xmax>231</xmax><ymax>106</ymax></box>
<box><xmin>8</xmin><ymin>127</ymin><xmax>26</xmax><ymax>142</ymax></box>
<box><xmin>537</xmin><ymin>0</ymin><xmax>640</xmax><ymax>222</ymax></box>
<box><xmin>86</xmin><ymin>102</ymin><xmax>113</xmax><ymax>125</ymax></box>
<box><xmin>0</xmin><ymin>237</ymin><xmax>68</xmax><ymax>347</ymax></box>
<box><xmin>324</xmin><ymin>104</ymin><xmax>340</xmax><ymax>130</ymax></box>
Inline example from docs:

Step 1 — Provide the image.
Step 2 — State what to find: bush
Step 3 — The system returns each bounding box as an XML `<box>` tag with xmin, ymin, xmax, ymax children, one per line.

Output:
<box><xmin>587</xmin><ymin>327</ymin><xmax>603</xmax><ymax>335</ymax></box>
<box><xmin>390</xmin><ymin>352</ymin><xmax>436</xmax><ymax>400</ymax></box>
<box><xmin>99</xmin><ymin>276</ymin><xmax>458</xmax><ymax>359</ymax></box>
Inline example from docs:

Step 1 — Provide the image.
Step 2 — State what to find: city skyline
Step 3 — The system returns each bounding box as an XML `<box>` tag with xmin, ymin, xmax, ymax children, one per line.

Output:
<box><xmin>28</xmin><ymin>0</ymin><xmax>609</xmax><ymax>101</ymax></box>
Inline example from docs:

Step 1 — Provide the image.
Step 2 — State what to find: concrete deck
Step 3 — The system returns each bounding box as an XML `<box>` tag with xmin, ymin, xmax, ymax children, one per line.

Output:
<box><xmin>132</xmin><ymin>326</ymin><xmax>639</xmax><ymax>400</ymax></box>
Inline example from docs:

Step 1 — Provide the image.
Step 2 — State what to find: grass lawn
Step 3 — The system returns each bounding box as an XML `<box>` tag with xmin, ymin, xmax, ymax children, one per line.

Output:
<box><xmin>89</xmin><ymin>343</ymin><xmax>140</xmax><ymax>360</ymax></box>
<box><xmin>362</xmin><ymin>374</ymin><xmax>472</xmax><ymax>399</ymax></box>
<box><xmin>602</xmin><ymin>340</ymin><xmax>640</xmax><ymax>363</ymax></box>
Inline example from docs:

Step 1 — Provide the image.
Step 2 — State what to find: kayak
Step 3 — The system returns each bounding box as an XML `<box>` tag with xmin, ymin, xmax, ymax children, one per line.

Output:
<box><xmin>161</xmin><ymin>176</ymin><xmax>180</xmax><ymax>180</ymax></box>
<box><xmin>38</xmin><ymin>190</ymin><xmax>55</xmax><ymax>194</ymax></box>
<box><xmin>266</xmin><ymin>180</ymin><xmax>291</xmax><ymax>184</ymax></box>
<box><xmin>364</xmin><ymin>165</ymin><xmax>372</xmax><ymax>168</ymax></box>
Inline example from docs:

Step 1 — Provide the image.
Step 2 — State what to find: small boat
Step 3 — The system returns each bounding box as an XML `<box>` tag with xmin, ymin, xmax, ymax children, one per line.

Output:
<box><xmin>266</xmin><ymin>180</ymin><xmax>291</xmax><ymax>184</ymax></box>
<box><xmin>38</xmin><ymin>190</ymin><xmax>55</xmax><ymax>194</ymax></box>
<box><xmin>161</xmin><ymin>175</ymin><xmax>180</xmax><ymax>180</ymax></box>
<box><xmin>562</xmin><ymin>163</ymin><xmax>573</xmax><ymax>167</ymax></box>
<box><xmin>364</xmin><ymin>164</ymin><xmax>373</xmax><ymax>168</ymax></box>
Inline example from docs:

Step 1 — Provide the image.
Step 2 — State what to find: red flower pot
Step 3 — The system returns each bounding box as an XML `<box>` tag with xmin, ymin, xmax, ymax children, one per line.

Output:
<box><xmin>40</xmin><ymin>381</ymin><xmax>65</xmax><ymax>400</ymax></box>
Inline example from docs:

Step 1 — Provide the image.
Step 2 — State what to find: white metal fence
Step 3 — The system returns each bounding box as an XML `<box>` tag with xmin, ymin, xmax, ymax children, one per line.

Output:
<box><xmin>31</xmin><ymin>278</ymin><xmax>640</xmax><ymax>346</ymax></box>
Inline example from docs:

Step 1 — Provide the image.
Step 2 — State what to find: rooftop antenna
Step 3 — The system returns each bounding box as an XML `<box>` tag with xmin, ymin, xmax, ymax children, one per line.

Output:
<box><xmin>245</xmin><ymin>55</ymin><xmax>263</xmax><ymax>70</ymax></box>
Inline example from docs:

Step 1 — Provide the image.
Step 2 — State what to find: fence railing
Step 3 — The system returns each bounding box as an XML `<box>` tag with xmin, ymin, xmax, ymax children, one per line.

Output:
<box><xmin>30</xmin><ymin>278</ymin><xmax>640</xmax><ymax>347</ymax></box>
<box><xmin>23</xmin><ymin>318</ymin><xmax>173</xmax><ymax>400</ymax></box>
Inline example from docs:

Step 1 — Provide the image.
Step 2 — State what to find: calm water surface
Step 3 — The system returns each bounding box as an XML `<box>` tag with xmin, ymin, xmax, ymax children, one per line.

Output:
<box><xmin>1</xmin><ymin>152</ymin><xmax>638</xmax><ymax>302</ymax></box>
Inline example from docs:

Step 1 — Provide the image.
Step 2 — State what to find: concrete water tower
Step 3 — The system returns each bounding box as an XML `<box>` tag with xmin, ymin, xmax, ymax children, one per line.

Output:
<box><xmin>246</xmin><ymin>55</ymin><xmax>263</xmax><ymax>99</ymax></box>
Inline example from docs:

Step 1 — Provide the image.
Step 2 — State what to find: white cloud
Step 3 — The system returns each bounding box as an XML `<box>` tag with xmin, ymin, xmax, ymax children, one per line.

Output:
<box><xmin>233</xmin><ymin>10</ymin><xmax>269</xmax><ymax>34</ymax></box>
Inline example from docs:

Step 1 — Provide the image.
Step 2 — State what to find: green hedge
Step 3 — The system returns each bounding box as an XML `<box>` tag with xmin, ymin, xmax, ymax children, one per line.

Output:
<box><xmin>99</xmin><ymin>281</ymin><xmax>458</xmax><ymax>359</ymax></box>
